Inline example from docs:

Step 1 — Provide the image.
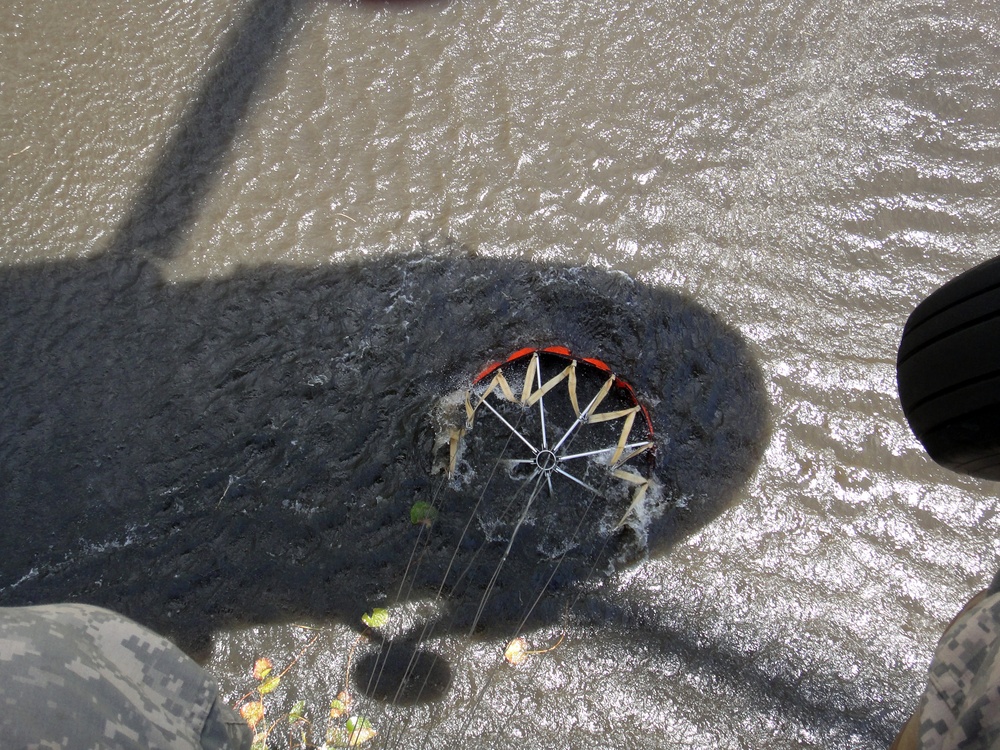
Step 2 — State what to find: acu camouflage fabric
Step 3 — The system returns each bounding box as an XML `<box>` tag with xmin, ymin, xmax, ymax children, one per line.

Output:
<box><xmin>918</xmin><ymin>592</ymin><xmax>1000</xmax><ymax>749</ymax></box>
<box><xmin>0</xmin><ymin>603</ymin><xmax>251</xmax><ymax>750</ymax></box>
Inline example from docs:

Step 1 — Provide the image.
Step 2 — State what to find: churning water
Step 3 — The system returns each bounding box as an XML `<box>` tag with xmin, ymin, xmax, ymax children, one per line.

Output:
<box><xmin>2</xmin><ymin>0</ymin><xmax>999</xmax><ymax>747</ymax></box>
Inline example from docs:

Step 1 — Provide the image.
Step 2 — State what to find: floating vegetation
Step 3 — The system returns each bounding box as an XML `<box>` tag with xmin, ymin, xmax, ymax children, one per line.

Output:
<box><xmin>236</xmin><ymin>346</ymin><xmax>671</xmax><ymax>746</ymax></box>
<box><xmin>360</xmin><ymin>608</ymin><xmax>389</xmax><ymax>629</ymax></box>
<box><xmin>504</xmin><ymin>632</ymin><xmax>566</xmax><ymax>666</ymax></box>
<box><xmin>409</xmin><ymin>501</ymin><xmax>439</xmax><ymax>527</ymax></box>
<box><xmin>234</xmin><ymin>611</ymin><xmax>390</xmax><ymax>749</ymax></box>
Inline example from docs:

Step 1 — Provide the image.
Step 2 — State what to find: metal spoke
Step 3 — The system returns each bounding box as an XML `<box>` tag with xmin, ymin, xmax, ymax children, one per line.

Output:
<box><xmin>535</xmin><ymin>354</ymin><xmax>549</xmax><ymax>450</ymax></box>
<box><xmin>550</xmin><ymin>377</ymin><xmax>614</xmax><ymax>454</ymax></box>
<box><xmin>478</xmin><ymin>396</ymin><xmax>538</xmax><ymax>455</ymax></box>
<box><xmin>558</xmin><ymin>442</ymin><xmax>651</xmax><ymax>462</ymax></box>
<box><xmin>553</xmin><ymin>465</ymin><xmax>603</xmax><ymax>496</ymax></box>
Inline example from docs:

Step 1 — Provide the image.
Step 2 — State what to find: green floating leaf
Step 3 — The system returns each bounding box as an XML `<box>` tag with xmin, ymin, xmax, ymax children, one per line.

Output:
<box><xmin>361</xmin><ymin>608</ymin><xmax>389</xmax><ymax>629</ymax></box>
<box><xmin>346</xmin><ymin>716</ymin><xmax>377</xmax><ymax>746</ymax></box>
<box><xmin>410</xmin><ymin>501</ymin><xmax>439</xmax><ymax>526</ymax></box>
<box><xmin>345</xmin><ymin>716</ymin><xmax>371</xmax><ymax>734</ymax></box>
<box><xmin>258</xmin><ymin>675</ymin><xmax>281</xmax><ymax>695</ymax></box>
<box><xmin>288</xmin><ymin>700</ymin><xmax>307</xmax><ymax>724</ymax></box>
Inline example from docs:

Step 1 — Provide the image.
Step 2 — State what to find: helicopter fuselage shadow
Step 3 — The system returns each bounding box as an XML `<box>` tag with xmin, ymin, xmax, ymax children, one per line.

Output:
<box><xmin>0</xmin><ymin>251</ymin><xmax>768</xmax><ymax>669</ymax></box>
<box><xmin>0</xmin><ymin>0</ymin><xmax>777</xmax><ymax>727</ymax></box>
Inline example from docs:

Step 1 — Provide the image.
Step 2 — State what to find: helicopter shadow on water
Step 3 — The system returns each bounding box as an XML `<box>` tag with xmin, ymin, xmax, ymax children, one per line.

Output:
<box><xmin>1</xmin><ymin>0</ymin><xmax>785</xmax><ymax>734</ymax></box>
<box><xmin>0</xmin><ymin>242</ymin><xmax>910</xmax><ymax>746</ymax></box>
<box><xmin>0</xmin><ymin>0</ymin><xmax>912</xmax><ymax>738</ymax></box>
<box><xmin>0</xmin><ymin>247</ymin><xmax>769</xmax><ymax>655</ymax></box>
<box><xmin>0</xmin><ymin>242</ymin><xmax>788</xmax><ymax>750</ymax></box>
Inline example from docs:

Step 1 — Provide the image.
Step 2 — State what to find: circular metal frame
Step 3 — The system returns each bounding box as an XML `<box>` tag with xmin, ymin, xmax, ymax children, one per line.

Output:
<box><xmin>444</xmin><ymin>346</ymin><xmax>656</xmax><ymax>530</ymax></box>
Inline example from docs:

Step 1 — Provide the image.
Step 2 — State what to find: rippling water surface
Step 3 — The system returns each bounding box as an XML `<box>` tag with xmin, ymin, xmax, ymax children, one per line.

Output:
<box><xmin>2</xmin><ymin>0</ymin><xmax>1000</xmax><ymax>747</ymax></box>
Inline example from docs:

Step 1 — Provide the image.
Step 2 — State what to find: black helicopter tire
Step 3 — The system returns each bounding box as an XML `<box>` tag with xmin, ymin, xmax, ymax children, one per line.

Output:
<box><xmin>897</xmin><ymin>255</ymin><xmax>1000</xmax><ymax>480</ymax></box>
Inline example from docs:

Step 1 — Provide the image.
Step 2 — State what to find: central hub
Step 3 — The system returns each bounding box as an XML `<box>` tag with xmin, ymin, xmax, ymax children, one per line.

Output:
<box><xmin>535</xmin><ymin>449</ymin><xmax>558</xmax><ymax>473</ymax></box>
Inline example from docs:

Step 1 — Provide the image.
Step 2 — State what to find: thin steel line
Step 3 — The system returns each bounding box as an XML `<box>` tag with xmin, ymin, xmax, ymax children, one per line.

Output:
<box><xmin>468</xmin><ymin>470</ymin><xmax>546</xmax><ymax>636</ymax></box>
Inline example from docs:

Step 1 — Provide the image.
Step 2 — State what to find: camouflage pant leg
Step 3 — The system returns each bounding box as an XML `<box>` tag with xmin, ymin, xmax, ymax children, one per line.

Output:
<box><xmin>0</xmin><ymin>603</ymin><xmax>251</xmax><ymax>750</ymax></box>
<box><xmin>201</xmin><ymin>696</ymin><xmax>255</xmax><ymax>750</ymax></box>
<box><xmin>917</xmin><ymin>592</ymin><xmax>1000</xmax><ymax>749</ymax></box>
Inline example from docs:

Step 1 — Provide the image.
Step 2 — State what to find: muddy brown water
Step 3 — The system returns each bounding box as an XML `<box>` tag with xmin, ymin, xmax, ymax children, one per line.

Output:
<box><xmin>2</xmin><ymin>0</ymin><xmax>1000</xmax><ymax>747</ymax></box>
